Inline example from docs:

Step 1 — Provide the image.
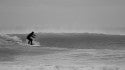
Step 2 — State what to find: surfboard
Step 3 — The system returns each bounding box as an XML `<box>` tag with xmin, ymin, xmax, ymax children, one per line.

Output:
<box><xmin>25</xmin><ymin>39</ymin><xmax>40</xmax><ymax>47</ymax></box>
<box><xmin>28</xmin><ymin>44</ymin><xmax>40</xmax><ymax>47</ymax></box>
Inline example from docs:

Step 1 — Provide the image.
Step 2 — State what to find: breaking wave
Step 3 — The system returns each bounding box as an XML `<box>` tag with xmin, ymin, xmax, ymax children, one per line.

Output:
<box><xmin>0</xmin><ymin>34</ymin><xmax>40</xmax><ymax>46</ymax></box>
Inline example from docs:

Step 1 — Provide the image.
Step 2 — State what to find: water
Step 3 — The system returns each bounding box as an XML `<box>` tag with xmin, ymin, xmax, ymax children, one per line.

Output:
<box><xmin>1</xmin><ymin>33</ymin><xmax>125</xmax><ymax>70</ymax></box>
<box><xmin>13</xmin><ymin>33</ymin><xmax>125</xmax><ymax>49</ymax></box>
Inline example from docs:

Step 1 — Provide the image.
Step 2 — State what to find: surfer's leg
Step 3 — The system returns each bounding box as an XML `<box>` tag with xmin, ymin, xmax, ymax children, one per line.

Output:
<box><xmin>28</xmin><ymin>40</ymin><xmax>30</xmax><ymax>44</ymax></box>
<box><xmin>27</xmin><ymin>38</ymin><xmax>31</xmax><ymax>45</ymax></box>
<box><xmin>30</xmin><ymin>39</ymin><xmax>33</xmax><ymax>45</ymax></box>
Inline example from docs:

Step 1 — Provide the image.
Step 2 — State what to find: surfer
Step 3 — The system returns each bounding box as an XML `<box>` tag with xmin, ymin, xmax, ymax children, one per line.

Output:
<box><xmin>26</xmin><ymin>31</ymin><xmax>36</xmax><ymax>45</ymax></box>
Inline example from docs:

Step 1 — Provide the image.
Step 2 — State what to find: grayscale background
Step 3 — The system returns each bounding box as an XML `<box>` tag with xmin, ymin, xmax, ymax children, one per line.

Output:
<box><xmin>0</xmin><ymin>0</ymin><xmax>125</xmax><ymax>34</ymax></box>
<box><xmin>0</xmin><ymin>0</ymin><xmax>125</xmax><ymax>70</ymax></box>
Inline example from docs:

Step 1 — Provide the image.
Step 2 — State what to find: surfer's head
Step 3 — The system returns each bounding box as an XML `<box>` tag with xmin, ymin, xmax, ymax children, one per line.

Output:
<box><xmin>31</xmin><ymin>31</ymin><xmax>34</xmax><ymax>34</ymax></box>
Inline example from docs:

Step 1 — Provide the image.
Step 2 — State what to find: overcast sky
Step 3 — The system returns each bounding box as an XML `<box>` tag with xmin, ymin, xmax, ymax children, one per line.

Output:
<box><xmin>0</xmin><ymin>0</ymin><xmax>125</xmax><ymax>34</ymax></box>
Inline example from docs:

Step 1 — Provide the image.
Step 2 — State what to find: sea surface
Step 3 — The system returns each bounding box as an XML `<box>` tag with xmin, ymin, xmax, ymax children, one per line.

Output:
<box><xmin>0</xmin><ymin>33</ymin><xmax>124</xmax><ymax>70</ymax></box>
<box><xmin>14</xmin><ymin>33</ymin><xmax>125</xmax><ymax>49</ymax></box>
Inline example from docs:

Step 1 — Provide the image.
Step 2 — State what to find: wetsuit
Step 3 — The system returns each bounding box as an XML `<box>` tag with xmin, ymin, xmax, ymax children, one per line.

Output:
<box><xmin>27</xmin><ymin>32</ymin><xmax>35</xmax><ymax>45</ymax></box>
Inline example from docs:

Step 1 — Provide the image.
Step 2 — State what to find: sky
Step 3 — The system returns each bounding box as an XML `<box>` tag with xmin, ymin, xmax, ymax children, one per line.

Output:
<box><xmin>0</xmin><ymin>0</ymin><xmax>125</xmax><ymax>34</ymax></box>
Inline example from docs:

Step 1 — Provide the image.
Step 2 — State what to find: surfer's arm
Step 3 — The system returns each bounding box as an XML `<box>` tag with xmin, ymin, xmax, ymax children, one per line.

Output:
<box><xmin>31</xmin><ymin>34</ymin><xmax>36</xmax><ymax>38</ymax></box>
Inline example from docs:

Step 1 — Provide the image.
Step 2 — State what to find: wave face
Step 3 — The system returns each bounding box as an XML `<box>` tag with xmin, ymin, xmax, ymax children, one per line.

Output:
<box><xmin>11</xmin><ymin>33</ymin><xmax>125</xmax><ymax>49</ymax></box>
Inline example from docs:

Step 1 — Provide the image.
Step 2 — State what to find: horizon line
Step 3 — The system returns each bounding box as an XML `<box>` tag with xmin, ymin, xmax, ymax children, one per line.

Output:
<box><xmin>3</xmin><ymin>32</ymin><xmax>125</xmax><ymax>36</ymax></box>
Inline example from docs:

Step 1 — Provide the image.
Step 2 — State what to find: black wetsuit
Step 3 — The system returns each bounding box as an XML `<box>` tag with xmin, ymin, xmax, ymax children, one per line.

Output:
<box><xmin>27</xmin><ymin>32</ymin><xmax>36</xmax><ymax>45</ymax></box>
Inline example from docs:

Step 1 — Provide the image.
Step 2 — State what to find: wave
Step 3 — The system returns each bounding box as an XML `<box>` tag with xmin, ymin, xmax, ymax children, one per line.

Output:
<box><xmin>0</xmin><ymin>64</ymin><xmax>123</xmax><ymax>70</ymax></box>
<box><xmin>0</xmin><ymin>34</ymin><xmax>40</xmax><ymax>47</ymax></box>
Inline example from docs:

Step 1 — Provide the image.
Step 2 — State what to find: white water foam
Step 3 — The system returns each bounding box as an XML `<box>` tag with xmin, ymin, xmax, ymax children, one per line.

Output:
<box><xmin>0</xmin><ymin>64</ymin><xmax>124</xmax><ymax>70</ymax></box>
<box><xmin>0</xmin><ymin>34</ymin><xmax>40</xmax><ymax>47</ymax></box>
